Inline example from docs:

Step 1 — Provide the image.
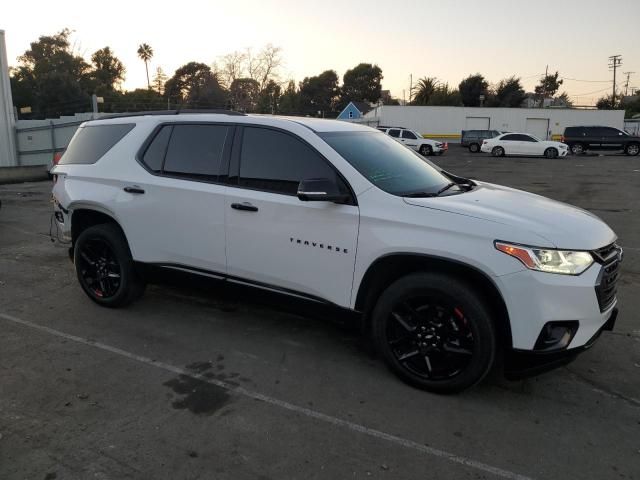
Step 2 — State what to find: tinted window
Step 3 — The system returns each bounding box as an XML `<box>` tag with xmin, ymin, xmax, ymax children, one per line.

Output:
<box><xmin>564</xmin><ymin>127</ymin><xmax>582</xmax><ymax>137</ymax></box>
<box><xmin>402</xmin><ymin>130</ymin><xmax>418</xmax><ymax>139</ymax></box>
<box><xmin>600</xmin><ymin>127</ymin><xmax>622</xmax><ymax>136</ymax></box>
<box><xmin>60</xmin><ymin>123</ymin><xmax>134</xmax><ymax>165</ymax></box>
<box><xmin>321</xmin><ymin>131</ymin><xmax>452</xmax><ymax>196</ymax></box>
<box><xmin>163</xmin><ymin>124</ymin><xmax>229</xmax><ymax>179</ymax></box>
<box><xmin>519</xmin><ymin>134</ymin><xmax>537</xmax><ymax>142</ymax></box>
<box><xmin>239</xmin><ymin>127</ymin><xmax>340</xmax><ymax>195</ymax></box>
<box><xmin>501</xmin><ymin>134</ymin><xmax>519</xmax><ymax>141</ymax></box>
<box><xmin>142</xmin><ymin>126</ymin><xmax>172</xmax><ymax>172</ymax></box>
<box><xmin>388</xmin><ymin>129</ymin><xmax>401</xmax><ymax>138</ymax></box>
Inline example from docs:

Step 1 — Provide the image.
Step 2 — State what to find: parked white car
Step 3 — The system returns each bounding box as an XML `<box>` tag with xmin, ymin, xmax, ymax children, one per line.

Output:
<box><xmin>378</xmin><ymin>126</ymin><xmax>447</xmax><ymax>156</ymax></box>
<box><xmin>52</xmin><ymin>113</ymin><xmax>620</xmax><ymax>393</ymax></box>
<box><xmin>481</xmin><ymin>133</ymin><xmax>569</xmax><ymax>158</ymax></box>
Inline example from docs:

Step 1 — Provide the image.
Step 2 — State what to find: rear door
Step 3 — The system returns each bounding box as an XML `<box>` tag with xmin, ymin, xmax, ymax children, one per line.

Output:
<box><xmin>224</xmin><ymin>126</ymin><xmax>360</xmax><ymax>307</ymax></box>
<box><xmin>117</xmin><ymin>123</ymin><xmax>231</xmax><ymax>273</ymax></box>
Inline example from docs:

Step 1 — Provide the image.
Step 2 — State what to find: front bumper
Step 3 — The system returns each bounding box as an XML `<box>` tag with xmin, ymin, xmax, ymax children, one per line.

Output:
<box><xmin>504</xmin><ymin>307</ymin><xmax>617</xmax><ymax>379</ymax></box>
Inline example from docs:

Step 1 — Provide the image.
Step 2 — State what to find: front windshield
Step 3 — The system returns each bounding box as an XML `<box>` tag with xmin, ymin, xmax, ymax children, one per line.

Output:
<box><xmin>320</xmin><ymin>131</ymin><xmax>452</xmax><ymax>196</ymax></box>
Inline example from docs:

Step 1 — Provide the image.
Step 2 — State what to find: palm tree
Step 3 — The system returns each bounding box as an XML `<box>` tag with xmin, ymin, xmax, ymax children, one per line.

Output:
<box><xmin>137</xmin><ymin>43</ymin><xmax>154</xmax><ymax>89</ymax></box>
<box><xmin>412</xmin><ymin>77</ymin><xmax>439</xmax><ymax>105</ymax></box>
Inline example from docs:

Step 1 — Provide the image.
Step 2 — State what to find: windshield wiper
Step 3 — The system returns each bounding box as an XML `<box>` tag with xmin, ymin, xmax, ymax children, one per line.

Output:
<box><xmin>435</xmin><ymin>182</ymin><xmax>457</xmax><ymax>195</ymax></box>
<box><xmin>402</xmin><ymin>181</ymin><xmax>472</xmax><ymax>198</ymax></box>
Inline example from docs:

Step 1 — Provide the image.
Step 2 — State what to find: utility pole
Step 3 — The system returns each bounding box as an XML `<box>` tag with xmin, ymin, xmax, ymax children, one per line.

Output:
<box><xmin>409</xmin><ymin>74</ymin><xmax>413</xmax><ymax>104</ymax></box>
<box><xmin>623</xmin><ymin>71</ymin><xmax>634</xmax><ymax>96</ymax></box>
<box><xmin>608</xmin><ymin>55</ymin><xmax>622</xmax><ymax>106</ymax></box>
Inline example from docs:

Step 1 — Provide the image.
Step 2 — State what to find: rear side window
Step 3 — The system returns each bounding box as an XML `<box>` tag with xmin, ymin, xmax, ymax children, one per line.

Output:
<box><xmin>501</xmin><ymin>134</ymin><xmax>519</xmax><ymax>141</ymax></box>
<box><xmin>142</xmin><ymin>126</ymin><xmax>172</xmax><ymax>172</ymax></box>
<box><xmin>163</xmin><ymin>125</ymin><xmax>229</xmax><ymax>179</ymax></box>
<box><xmin>238</xmin><ymin>127</ymin><xmax>340</xmax><ymax>196</ymax></box>
<box><xmin>59</xmin><ymin>123</ymin><xmax>134</xmax><ymax>165</ymax></box>
<box><xmin>388</xmin><ymin>129</ymin><xmax>401</xmax><ymax>138</ymax></box>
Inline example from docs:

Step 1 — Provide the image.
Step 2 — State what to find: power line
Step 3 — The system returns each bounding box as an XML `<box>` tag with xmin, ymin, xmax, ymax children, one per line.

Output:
<box><xmin>560</xmin><ymin>76</ymin><xmax>611</xmax><ymax>83</ymax></box>
<box><xmin>570</xmin><ymin>86</ymin><xmax>612</xmax><ymax>97</ymax></box>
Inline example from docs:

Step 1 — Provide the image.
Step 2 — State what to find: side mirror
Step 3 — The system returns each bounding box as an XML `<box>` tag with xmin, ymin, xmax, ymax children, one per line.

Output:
<box><xmin>297</xmin><ymin>178</ymin><xmax>349</xmax><ymax>203</ymax></box>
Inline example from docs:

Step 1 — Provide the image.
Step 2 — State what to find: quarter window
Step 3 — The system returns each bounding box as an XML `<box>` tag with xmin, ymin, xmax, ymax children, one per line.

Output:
<box><xmin>163</xmin><ymin>124</ymin><xmax>229</xmax><ymax>179</ymax></box>
<box><xmin>60</xmin><ymin>124</ymin><xmax>135</xmax><ymax>165</ymax></box>
<box><xmin>142</xmin><ymin>125</ymin><xmax>172</xmax><ymax>172</ymax></box>
<box><xmin>238</xmin><ymin>127</ymin><xmax>342</xmax><ymax>196</ymax></box>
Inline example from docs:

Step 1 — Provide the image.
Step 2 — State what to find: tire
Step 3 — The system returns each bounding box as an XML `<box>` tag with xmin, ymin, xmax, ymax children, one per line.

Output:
<box><xmin>74</xmin><ymin>223</ymin><xmax>145</xmax><ymax>308</ymax></box>
<box><xmin>624</xmin><ymin>143</ymin><xmax>639</xmax><ymax>156</ymax></box>
<box><xmin>371</xmin><ymin>273</ymin><xmax>496</xmax><ymax>393</ymax></box>
<box><xmin>469</xmin><ymin>143</ymin><xmax>480</xmax><ymax>153</ymax></box>
<box><xmin>491</xmin><ymin>146</ymin><xmax>505</xmax><ymax>157</ymax></box>
<box><xmin>570</xmin><ymin>143</ymin><xmax>585</xmax><ymax>155</ymax></box>
<box><xmin>419</xmin><ymin>145</ymin><xmax>433</xmax><ymax>156</ymax></box>
<box><xmin>544</xmin><ymin>147</ymin><xmax>558</xmax><ymax>159</ymax></box>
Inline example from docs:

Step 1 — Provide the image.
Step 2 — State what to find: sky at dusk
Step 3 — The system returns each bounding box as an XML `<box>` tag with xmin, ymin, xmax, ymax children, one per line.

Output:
<box><xmin>2</xmin><ymin>0</ymin><xmax>639</xmax><ymax>105</ymax></box>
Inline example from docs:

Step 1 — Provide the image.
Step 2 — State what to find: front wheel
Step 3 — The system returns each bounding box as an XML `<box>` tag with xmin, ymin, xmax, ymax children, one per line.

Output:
<box><xmin>492</xmin><ymin>146</ymin><xmax>505</xmax><ymax>157</ymax></box>
<box><xmin>544</xmin><ymin>147</ymin><xmax>559</xmax><ymax>159</ymax></box>
<box><xmin>419</xmin><ymin>145</ymin><xmax>433</xmax><ymax>156</ymax></box>
<box><xmin>74</xmin><ymin>223</ymin><xmax>145</xmax><ymax>307</ymax></box>
<box><xmin>371</xmin><ymin>273</ymin><xmax>496</xmax><ymax>393</ymax></box>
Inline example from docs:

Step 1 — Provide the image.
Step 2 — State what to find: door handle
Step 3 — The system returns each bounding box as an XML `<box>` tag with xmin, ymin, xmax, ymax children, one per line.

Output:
<box><xmin>231</xmin><ymin>202</ymin><xmax>258</xmax><ymax>212</ymax></box>
<box><xmin>123</xmin><ymin>186</ymin><xmax>145</xmax><ymax>194</ymax></box>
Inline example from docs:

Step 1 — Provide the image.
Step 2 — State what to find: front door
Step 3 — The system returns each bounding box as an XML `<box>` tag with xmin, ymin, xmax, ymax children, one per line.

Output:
<box><xmin>225</xmin><ymin>126</ymin><xmax>360</xmax><ymax>307</ymax></box>
<box><xmin>400</xmin><ymin>129</ymin><xmax>420</xmax><ymax>150</ymax></box>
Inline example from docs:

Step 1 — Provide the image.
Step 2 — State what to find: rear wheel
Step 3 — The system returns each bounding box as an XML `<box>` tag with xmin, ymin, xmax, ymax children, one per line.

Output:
<box><xmin>492</xmin><ymin>146</ymin><xmax>505</xmax><ymax>157</ymax></box>
<box><xmin>74</xmin><ymin>223</ymin><xmax>145</xmax><ymax>307</ymax></box>
<box><xmin>371</xmin><ymin>273</ymin><xmax>496</xmax><ymax>393</ymax></box>
<box><xmin>570</xmin><ymin>143</ymin><xmax>585</xmax><ymax>155</ymax></box>
<box><xmin>625</xmin><ymin>143</ymin><xmax>639</xmax><ymax>156</ymax></box>
<box><xmin>469</xmin><ymin>143</ymin><xmax>480</xmax><ymax>153</ymax></box>
<box><xmin>419</xmin><ymin>145</ymin><xmax>433</xmax><ymax>156</ymax></box>
<box><xmin>544</xmin><ymin>147</ymin><xmax>558</xmax><ymax>159</ymax></box>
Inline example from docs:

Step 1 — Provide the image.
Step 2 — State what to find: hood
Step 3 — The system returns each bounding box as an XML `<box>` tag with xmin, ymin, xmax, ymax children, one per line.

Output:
<box><xmin>403</xmin><ymin>182</ymin><xmax>616</xmax><ymax>250</ymax></box>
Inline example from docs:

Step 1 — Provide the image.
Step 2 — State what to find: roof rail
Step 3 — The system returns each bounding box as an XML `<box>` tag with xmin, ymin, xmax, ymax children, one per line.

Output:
<box><xmin>96</xmin><ymin>109</ymin><xmax>247</xmax><ymax>120</ymax></box>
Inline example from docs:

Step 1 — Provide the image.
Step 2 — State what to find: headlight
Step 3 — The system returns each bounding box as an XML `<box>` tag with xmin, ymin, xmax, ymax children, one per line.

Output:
<box><xmin>495</xmin><ymin>242</ymin><xmax>593</xmax><ymax>275</ymax></box>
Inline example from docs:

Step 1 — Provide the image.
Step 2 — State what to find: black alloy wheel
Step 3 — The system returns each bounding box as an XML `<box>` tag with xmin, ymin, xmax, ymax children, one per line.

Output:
<box><xmin>371</xmin><ymin>273</ymin><xmax>496</xmax><ymax>393</ymax></box>
<box><xmin>74</xmin><ymin>223</ymin><xmax>145</xmax><ymax>307</ymax></box>
<box><xmin>386</xmin><ymin>296</ymin><xmax>475</xmax><ymax>380</ymax></box>
<box><xmin>77</xmin><ymin>237</ymin><xmax>122</xmax><ymax>299</ymax></box>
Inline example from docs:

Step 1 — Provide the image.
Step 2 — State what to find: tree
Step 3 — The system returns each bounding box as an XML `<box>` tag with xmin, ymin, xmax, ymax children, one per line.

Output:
<box><xmin>299</xmin><ymin>70</ymin><xmax>340</xmax><ymax>116</ymax></box>
<box><xmin>534</xmin><ymin>71</ymin><xmax>563</xmax><ymax>103</ymax></box>
<box><xmin>229</xmin><ymin>77</ymin><xmax>260</xmax><ymax>112</ymax></box>
<box><xmin>137</xmin><ymin>43</ymin><xmax>154</xmax><ymax>89</ymax></box>
<box><xmin>596</xmin><ymin>94</ymin><xmax>618</xmax><ymax>110</ymax></box>
<box><xmin>164</xmin><ymin>62</ymin><xmax>228</xmax><ymax>108</ymax></box>
<box><xmin>490</xmin><ymin>76</ymin><xmax>526</xmax><ymax>107</ymax></box>
<box><xmin>458</xmin><ymin>74</ymin><xmax>488</xmax><ymax>106</ymax></box>
<box><xmin>118</xmin><ymin>88</ymin><xmax>165</xmax><ymax>111</ymax></box>
<box><xmin>10</xmin><ymin>29</ymin><xmax>91</xmax><ymax>118</ymax></box>
<box><xmin>257</xmin><ymin>79</ymin><xmax>281</xmax><ymax>114</ymax></box>
<box><xmin>89</xmin><ymin>47</ymin><xmax>125</xmax><ymax>95</ymax></box>
<box><xmin>412</xmin><ymin>77</ymin><xmax>439</xmax><ymax>105</ymax></box>
<box><xmin>278</xmin><ymin>80</ymin><xmax>300</xmax><ymax>114</ymax></box>
<box><xmin>340</xmin><ymin>63</ymin><xmax>383</xmax><ymax>107</ymax></box>
<box><xmin>152</xmin><ymin>67</ymin><xmax>168</xmax><ymax>95</ymax></box>
<box><xmin>428</xmin><ymin>84</ymin><xmax>462</xmax><ymax>106</ymax></box>
<box><xmin>216</xmin><ymin>45</ymin><xmax>283</xmax><ymax>90</ymax></box>
<box><xmin>553</xmin><ymin>92</ymin><xmax>573</xmax><ymax>108</ymax></box>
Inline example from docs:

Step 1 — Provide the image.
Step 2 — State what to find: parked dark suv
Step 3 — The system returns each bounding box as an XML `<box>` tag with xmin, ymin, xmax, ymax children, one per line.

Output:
<box><xmin>461</xmin><ymin>130</ymin><xmax>503</xmax><ymax>153</ymax></box>
<box><xmin>562</xmin><ymin>126</ymin><xmax>640</xmax><ymax>156</ymax></box>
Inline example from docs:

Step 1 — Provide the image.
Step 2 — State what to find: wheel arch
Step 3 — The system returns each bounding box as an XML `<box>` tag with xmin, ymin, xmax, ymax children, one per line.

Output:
<box><xmin>70</xmin><ymin>205</ymin><xmax>128</xmax><ymax>259</ymax></box>
<box><xmin>355</xmin><ymin>253</ymin><xmax>512</xmax><ymax>348</ymax></box>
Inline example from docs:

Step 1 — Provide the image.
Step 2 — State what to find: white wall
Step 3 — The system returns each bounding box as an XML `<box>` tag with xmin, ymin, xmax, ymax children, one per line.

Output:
<box><xmin>361</xmin><ymin>106</ymin><xmax>626</xmax><ymax>142</ymax></box>
<box><xmin>0</xmin><ymin>30</ymin><xmax>17</xmax><ymax>167</ymax></box>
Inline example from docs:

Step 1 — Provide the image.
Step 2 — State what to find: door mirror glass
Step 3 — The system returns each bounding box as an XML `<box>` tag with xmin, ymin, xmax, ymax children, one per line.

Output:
<box><xmin>297</xmin><ymin>178</ymin><xmax>349</xmax><ymax>203</ymax></box>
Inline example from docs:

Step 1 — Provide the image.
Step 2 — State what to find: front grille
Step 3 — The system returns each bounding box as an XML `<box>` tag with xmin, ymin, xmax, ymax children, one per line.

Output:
<box><xmin>593</xmin><ymin>243</ymin><xmax>622</xmax><ymax>312</ymax></box>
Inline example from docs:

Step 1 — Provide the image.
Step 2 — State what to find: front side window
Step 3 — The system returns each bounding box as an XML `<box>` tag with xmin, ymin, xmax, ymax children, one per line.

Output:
<box><xmin>321</xmin><ymin>131</ymin><xmax>452</xmax><ymax>196</ymax></box>
<box><xmin>388</xmin><ymin>129</ymin><xmax>401</xmax><ymax>138</ymax></box>
<box><xmin>163</xmin><ymin>124</ymin><xmax>229</xmax><ymax>179</ymax></box>
<box><xmin>238</xmin><ymin>127</ymin><xmax>341</xmax><ymax>196</ymax></box>
<box><xmin>402</xmin><ymin>130</ymin><xmax>418</xmax><ymax>140</ymax></box>
<box><xmin>519</xmin><ymin>134</ymin><xmax>538</xmax><ymax>142</ymax></box>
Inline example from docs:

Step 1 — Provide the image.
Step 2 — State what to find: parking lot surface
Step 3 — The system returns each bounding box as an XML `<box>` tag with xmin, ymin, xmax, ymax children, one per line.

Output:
<box><xmin>1</xmin><ymin>149</ymin><xmax>639</xmax><ymax>480</ymax></box>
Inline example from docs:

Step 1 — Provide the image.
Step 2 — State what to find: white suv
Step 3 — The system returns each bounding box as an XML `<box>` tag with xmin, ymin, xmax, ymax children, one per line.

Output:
<box><xmin>51</xmin><ymin>112</ymin><xmax>621</xmax><ymax>393</ymax></box>
<box><xmin>378</xmin><ymin>126</ymin><xmax>447</xmax><ymax>156</ymax></box>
